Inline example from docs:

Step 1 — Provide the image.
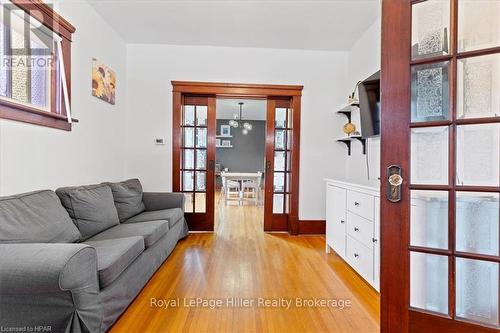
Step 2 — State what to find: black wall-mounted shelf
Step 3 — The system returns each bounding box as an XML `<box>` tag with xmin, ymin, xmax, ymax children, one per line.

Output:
<box><xmin>338</xmin><ymin>111</ymin><xmax>352</xmax><ymax>123</ymax></box>
<box><xmin>336</xmin><ymin>136</ymin><xmax>366</xmax><ymax>156</ymax></box>
<box><xmin>336</xmin><ymin>103</ymin><xmax>364</xmax><ymax>156</ymax></box>
<box><xmin>336</xmin><ymin>103</ymin><xmax>359</xmax><ymax>123</ymax></box>
<box><xmin>337</xmin><ymin>138</ymin><xmax>352</xmax><ymax>155</ymax></box>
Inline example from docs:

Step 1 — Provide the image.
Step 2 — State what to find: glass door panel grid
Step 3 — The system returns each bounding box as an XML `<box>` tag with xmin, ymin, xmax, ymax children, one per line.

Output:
<box><xmin>180</xmin><ymin>104</ymin><xmax>208</xmax><ymax>213</ymax></box>
<box><xmin>409</xmin><ymin>0</ymin><xmax>500</xmax><ymax>327</ymax></box>
<box><xmin>273</xmin><ymin>107</ymin><xmax>292</xmax><ymax>214</ymax></box>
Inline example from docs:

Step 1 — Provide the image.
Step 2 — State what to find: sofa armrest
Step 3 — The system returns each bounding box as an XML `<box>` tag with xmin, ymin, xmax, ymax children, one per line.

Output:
<box><xmin>142</xmin><ymin>192</ymin><xmax>185</xmax><ymax>212</ymax></box>
<box><xmin>0</xmin><ymin>243</ymin><xmax>102</xmax><ymax>332</ymax></box>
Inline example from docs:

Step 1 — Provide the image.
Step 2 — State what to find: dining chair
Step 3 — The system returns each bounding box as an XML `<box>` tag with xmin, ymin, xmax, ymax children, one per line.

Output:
<box><xmin>242</xmin><ymin>172</ymin><xmax>262</xmax><ymax>205</ymax></box>
<box><xmin>222</xmin><ymin>174</ymin><xmax>241</xmax><ymax>205</ymax></box>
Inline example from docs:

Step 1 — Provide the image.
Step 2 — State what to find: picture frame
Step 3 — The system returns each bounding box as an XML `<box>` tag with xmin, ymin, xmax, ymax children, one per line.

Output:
<box><xmin>92</xmin><ymin>58</ymin><xmax>116</xmax><ymax>105</ymax></box>
<box><xmin>216</xmin><ymin>139</ymin><xmax>221</xmax><ymax>146</ymax></box>
<box><xmin>220</xmin><ymin>125</ymin><xmax>231</xmax><ymax>136</ymax></box>
<box><xmin>221</xmin><ymin>140</ymin><xmax>231</xmax><ymax>147</ymax></box>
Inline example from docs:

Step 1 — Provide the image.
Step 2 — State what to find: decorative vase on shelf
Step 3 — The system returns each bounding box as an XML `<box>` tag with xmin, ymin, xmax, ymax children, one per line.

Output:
<box><xmin>343</xmin><ymin>122</ymin><xmax>356</xmax><ymax>136</ymax></box>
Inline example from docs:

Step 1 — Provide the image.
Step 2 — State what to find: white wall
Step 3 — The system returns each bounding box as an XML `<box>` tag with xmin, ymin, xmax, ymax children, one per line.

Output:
<box><xmin>343</xmin><ymin>15</ymin><xmax>382</xmax><ymax>188</ymax></box>
<box><xmin>0</xmin><ymin>0</ymin><xmax>380</xmax><ymax>221</ymax></box>
<box><xmin>124</xmin><ymin>44</ymin><xmax>349</xmax><ymax>220</ymax></box>
<box><xmin>0</xmin><ymin>0</ymin><xmax>127</xmax><ymax>195</ymax></box>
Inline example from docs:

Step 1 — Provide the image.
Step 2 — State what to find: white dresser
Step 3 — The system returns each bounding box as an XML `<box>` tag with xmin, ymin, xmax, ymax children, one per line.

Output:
<box><xmin>325</xmin><ymin>179</ymin><xmax>380</xmax><ymax>291</ymax></box>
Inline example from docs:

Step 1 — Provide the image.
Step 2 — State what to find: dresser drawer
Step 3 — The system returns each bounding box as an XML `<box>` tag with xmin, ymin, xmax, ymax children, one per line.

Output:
<box><xmin>347</xmin><ymin>190</ymin><xmax>374</xmax><ymax>221</ymax></box>
<box><xmin>346</xmin><ymin>211</ymin><xmax>374</xmax><ymax>248</ymax></box>
<box><xmin>346</xmin><ymin>235</ymin><xmax>374</xmax><ymax>282</ymax></box>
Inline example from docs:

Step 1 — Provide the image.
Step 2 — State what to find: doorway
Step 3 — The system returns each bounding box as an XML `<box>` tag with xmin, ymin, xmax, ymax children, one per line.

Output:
<box><xmin>171</xmin><ymin>81</ymin><xmax>303</xmax><ymax>234</ymax></box>
<box><xmin>215</xmin><ymin>99</ymin><xmax>266</xmax><ymax>230</ymax></box>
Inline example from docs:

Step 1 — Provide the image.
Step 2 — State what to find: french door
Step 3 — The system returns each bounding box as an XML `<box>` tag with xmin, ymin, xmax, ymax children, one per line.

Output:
<box><xmin>264</xmin><ymin>98</ymin><xmax>297</xmax><ymax>232</ymax></box>
<box><xmin>173</xmin><ymin>95</ymin><xmax>216</xmax><ymax>231</ymax></box>
<box><xmin>172</xmin><ymin>82</ymin><xmax>302</xmax><ymax>233</ymax></box>
<box><xmin>381</xmin><ymin>0</ymin><xmax>500</xmax><ymax>332</ymax></box>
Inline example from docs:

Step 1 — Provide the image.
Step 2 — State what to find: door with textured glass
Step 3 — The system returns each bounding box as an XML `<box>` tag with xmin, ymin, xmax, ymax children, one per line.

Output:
<box><xmin>173</xmin><ymin>95</ymin><xmax>216</xmax><ymax>231</ymax></box>
<box><xmin>381</xmin><ymin>0</ymin><xmax>500</xmax><ymax>332</ymax></box>
<box><xmin>264</xmin><ymin>98</ymin><xmax>296</xmax><ymax>232</ymax></box>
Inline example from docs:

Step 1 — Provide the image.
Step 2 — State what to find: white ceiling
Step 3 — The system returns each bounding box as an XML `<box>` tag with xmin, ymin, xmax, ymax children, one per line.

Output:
<box><xmin>87</xmin><ymin>0</ymin><xmax>380</xmax><ymax>51</ymax></box>
<box><xmin>216</xmin><ymin>99</ymin><xmax>266</xmax><ymax>120</ymax></box>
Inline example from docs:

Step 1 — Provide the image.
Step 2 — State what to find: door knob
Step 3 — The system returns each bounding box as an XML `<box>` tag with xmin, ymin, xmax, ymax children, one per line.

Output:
<box><xmin>387</xmin><ymin>165</ymin><xmax>403</xmax><ymax>203</ymax></box>
<box><xmin>266</xmin><ymin>160</ymin><xmax>271</xmax><ymax>170</ymax></box>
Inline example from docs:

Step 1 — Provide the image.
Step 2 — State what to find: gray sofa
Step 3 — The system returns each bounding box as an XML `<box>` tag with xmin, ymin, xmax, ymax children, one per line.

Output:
<box><xmin>0</xmin><ymin>179</ymin><xmax>188</xmax><ymax>333</ymax></box>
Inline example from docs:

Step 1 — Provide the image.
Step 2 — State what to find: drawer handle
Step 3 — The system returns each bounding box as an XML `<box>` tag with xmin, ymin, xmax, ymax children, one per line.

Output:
<box><xmin>354</xmin><ymin>253</ymin><xmax>359</xmax><ymax>258</ymax></box>
<box><xmin>354</xmin><ymin>201</ymin><xmax>360</xmax><ymax>206</ymax></box>
<box><xmin>372</xmin><ymin>238</ymin><xmax>378</xmax><ymax>243</ymax></box>
<box><xmin>340</xmin><ymin>220</ymin><xmax>345</xmax><ymax>224</ymax></box>
<box><xmin>354</xmin><ymin>227</ymin><xmax>360</xmax><ymax>232</ymax></box>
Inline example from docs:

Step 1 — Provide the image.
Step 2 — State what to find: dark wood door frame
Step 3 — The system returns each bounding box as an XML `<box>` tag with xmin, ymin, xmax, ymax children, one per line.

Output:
<box><xmin>380</xmin><ymin>1</ymin><xmax>411</xmax><ymax>332</ymax></box>
<box><xmin>172</xmin><ymin>81</ymin><xmax>303</xmax><ymax>234</ymax></box>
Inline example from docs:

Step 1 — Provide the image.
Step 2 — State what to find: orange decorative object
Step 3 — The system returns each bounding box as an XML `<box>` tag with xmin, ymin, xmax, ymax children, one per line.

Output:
<box><xmin>343</xmin><ymin>122</ymin><xmax>356</xmax><ymax>135</ymax></box>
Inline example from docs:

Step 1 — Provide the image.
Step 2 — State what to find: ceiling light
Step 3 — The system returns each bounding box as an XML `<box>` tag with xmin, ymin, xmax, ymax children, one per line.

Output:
<box><xmin>229</xmin><ymin>119</ymin><xmax>239</xmax><ymax>128</ymax></box>
<box><xmin>227</xmin><ymin>102</ymin><xmax>252</xmax><ymax>135</ymax></box>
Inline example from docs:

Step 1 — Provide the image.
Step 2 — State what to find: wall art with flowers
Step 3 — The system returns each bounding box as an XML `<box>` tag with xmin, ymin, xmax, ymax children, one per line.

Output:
<box><xmin>92</xmin><ymin>58</ymin><xmax>116</xmax><ymax>105</ymax></box>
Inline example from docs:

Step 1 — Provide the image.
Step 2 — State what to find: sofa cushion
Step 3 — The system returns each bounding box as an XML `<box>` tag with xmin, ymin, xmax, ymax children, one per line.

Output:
<box><xmin>104</xmin><ymin>179</ymin><xmax>145</xmax><ymax>222</ymax></box>
<box><xmin>125</xmin><ymin>208</ymin><xmax>183</xmax><ymax>228</ymax></box>
<box><xmin>87</xmin><ymin>220</ymin><xmax>169</xmax><ymax>248</ymax></box>
<box><xmin>0</xmin><ymin>190</ymin><xmax>81</xmax><ymax>244</ymax></box>
<box><xmin>83</xmin><ymin>236</ymin><xmax>144</xmax><ymax>289</ymax></box>
<box><xmin>56</xmin><ymin>184</ymin><xmax>120</xmax><ymax>240</ymax></box>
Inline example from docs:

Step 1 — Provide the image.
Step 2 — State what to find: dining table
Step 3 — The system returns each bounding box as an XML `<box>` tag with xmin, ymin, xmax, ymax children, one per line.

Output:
<box><xmin>220</xmin><ymin>172</ymin><xmax>263</xmax><ymax>205</ymax></box>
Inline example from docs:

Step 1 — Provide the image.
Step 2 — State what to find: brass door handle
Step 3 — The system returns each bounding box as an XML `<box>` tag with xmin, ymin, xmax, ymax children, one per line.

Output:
<box><xmin>387</xmin><ymin>165</ymin><xmax>403</xmax><ymax>203</ymax></box>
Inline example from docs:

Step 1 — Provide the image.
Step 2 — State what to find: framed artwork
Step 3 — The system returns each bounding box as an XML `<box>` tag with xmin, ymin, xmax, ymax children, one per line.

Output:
<box><xmin>216</xmin><ymin>139</ymin><xmax>221</xmax><ymax>146</ymax></box>
<box><xmin>92</xmin><ymin>58</ymin><xmax>116</xmax><ymax>105</ymax></box>
<box><xmin>221</xmin><ymin>140</ymin><xmax>231</xmax><ymax>147</ymax></box>
<box><xmin>220</xmin><ymin>125</ymin><xmax>231</xmax><ymax>136</ymax></box>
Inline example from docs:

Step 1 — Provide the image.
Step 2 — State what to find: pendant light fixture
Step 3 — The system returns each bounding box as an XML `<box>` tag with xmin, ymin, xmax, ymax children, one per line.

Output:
<box><xmin>229</xmin><ymin>102</ymin><xmax>252</xmax><ymax>135</ymax></box>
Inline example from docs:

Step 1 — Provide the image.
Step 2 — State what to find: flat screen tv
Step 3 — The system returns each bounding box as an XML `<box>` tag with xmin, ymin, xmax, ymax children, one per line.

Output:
<box><xmin>358</xmin><ymin>71</ymin><xmax>380</xmax><ymax>138</ymax></box>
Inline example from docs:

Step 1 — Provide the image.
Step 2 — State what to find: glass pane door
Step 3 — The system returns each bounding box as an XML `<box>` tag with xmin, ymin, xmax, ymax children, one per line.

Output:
<box><xmin>407</xmin><ymin>0</ymin><xmax>500</xmax><ymax>330</ymax></box>
<box><xmin>174</xmin><ymin>95</ymin><xmax>215</xmax><ymax>231</ymax></box>
<box><xmin>181</xmin><ymin>104</ymin><xmax>208</xmax><ymax>213</ymax></box>
<box><xmin>264</xmin><ymin>98</ymin><xmax>293</xmax><ymax>231</ymax></box>
<box><xmin>273</xmin><ymin>106</ymin><xmax>292</xmax><ymax>214</ymax></box>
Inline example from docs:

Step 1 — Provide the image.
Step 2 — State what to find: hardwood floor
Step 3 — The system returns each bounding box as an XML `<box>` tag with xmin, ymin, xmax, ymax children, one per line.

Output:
<box><xmin>110</xmin><ymin>195</ymin><xmax>380</xmax><ymax>332</ymax></box>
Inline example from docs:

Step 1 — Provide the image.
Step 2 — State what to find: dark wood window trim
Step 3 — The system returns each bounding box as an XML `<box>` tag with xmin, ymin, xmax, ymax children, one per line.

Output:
<box><xmin>0</xmin><ymin>0</ymin><xmax>76</xmax><ymax>131</ymax></box>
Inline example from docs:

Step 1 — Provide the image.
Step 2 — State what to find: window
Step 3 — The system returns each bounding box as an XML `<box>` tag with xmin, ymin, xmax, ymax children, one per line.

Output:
<box><xmin>0</xmin><ymin>0</ymin><xmax>75</xmax><ymax>130</ymax></box>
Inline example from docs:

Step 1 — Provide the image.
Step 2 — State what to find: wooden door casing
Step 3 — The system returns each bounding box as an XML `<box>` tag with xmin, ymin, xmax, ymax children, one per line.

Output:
<box><xmin>172</xmin><ymin>82</ymin><xmax>303</xmax><ymax>234</ymax></box>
